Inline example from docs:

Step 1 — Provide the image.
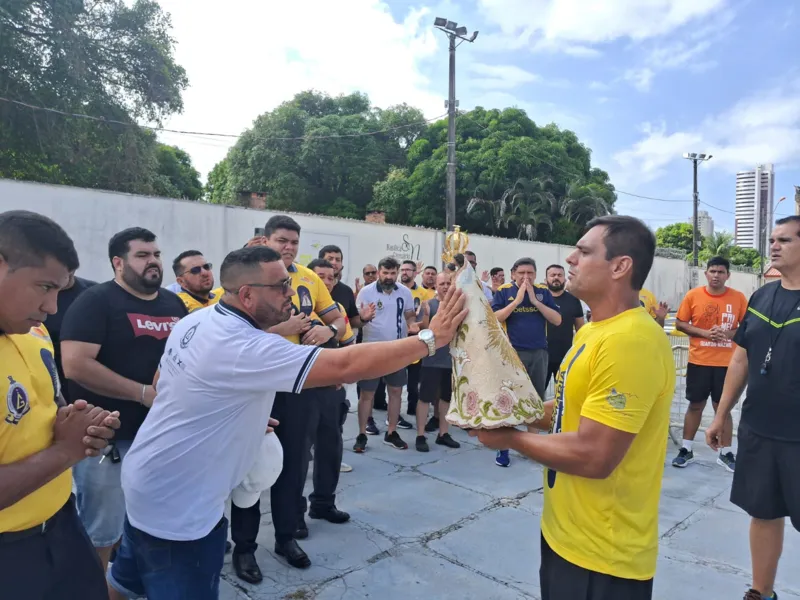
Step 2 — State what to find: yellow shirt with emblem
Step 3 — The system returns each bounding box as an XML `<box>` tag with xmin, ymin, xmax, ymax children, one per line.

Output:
<box><xmin>310</xmin><ymin>302</ymin><xmax>355</xmax><ymax>346</ymax></box>
<box><xmin>542</xmin><ymin>307</ymin><xmax>675</xmax><ymax>580</ymax></box>
<box><xmin>287</xmin><ymin>263</ymin><xmax>338</xmax><ymax>345</ymax></box>
<box><xmin>0</xmin><ymin>325</ymin><xmax>72</xmax><ymax>532</ymax></box>
<box><xmin>638</xmin><ymin>288</ymin><xmax>658</xmax><ymax>319</ymax></box>
<box><xmin>178</xmin><ymin>287</ymin><xmax>224</xmax><ymax>313</ymax></box>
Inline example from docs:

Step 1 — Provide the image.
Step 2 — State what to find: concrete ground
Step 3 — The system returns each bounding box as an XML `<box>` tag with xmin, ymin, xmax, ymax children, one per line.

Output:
<box><xmin>219</xmin><ymin>387</ymin><xmax>800</xmax><ymax>600</ymax></box>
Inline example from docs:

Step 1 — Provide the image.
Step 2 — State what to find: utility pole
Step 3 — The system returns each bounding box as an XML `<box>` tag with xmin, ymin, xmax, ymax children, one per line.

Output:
<box><xmin>795</xmin><ymin>185</ymin><xmax>800</xmax><ymax>216</ymax></box>
<box><xmin>682</xmin><ymin>153</ymin><xmax>712</xmax><ymax>266</ymax></box>
<box><xmin>434</xmin><ymin>18</ymin><xmax>478</xmax><ymax>232</ymax></box>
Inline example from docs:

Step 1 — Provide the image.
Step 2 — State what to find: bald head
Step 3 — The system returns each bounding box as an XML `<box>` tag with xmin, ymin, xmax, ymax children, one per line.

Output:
<box><xmin>435</xmin><ymin>270</ymin><xmax>452</xmax><ymax>297</ymax></box>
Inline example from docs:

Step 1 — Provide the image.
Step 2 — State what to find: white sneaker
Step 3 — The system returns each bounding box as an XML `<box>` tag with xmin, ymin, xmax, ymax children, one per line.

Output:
<box><xmin>340</xmin><ymin>462</ymin><xmax>353</xmax><ymax>473</ymax></box>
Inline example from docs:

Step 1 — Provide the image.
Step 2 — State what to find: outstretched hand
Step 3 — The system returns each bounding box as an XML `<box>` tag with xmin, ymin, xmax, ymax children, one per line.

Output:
<box><xmin>428</xmin><ymin>285</ymin><xmax>468</xmax><ymax>348</ymax></box>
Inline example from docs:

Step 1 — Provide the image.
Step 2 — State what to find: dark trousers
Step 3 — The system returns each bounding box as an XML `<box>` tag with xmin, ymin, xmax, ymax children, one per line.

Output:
<box><xmin>0</xmin><ymin>495</ymin><xmax>108</xmax><ymax>600</ymax></box>
<box><xmin>299</xmin><ymin>387</ymin><xmax>344</xmax><ymax>515</ymax></box>
<box><xmin>230</xmin><ymin>499</ymin><xmax>260</xmax><ymax>556</ymax></box>
<box><xmin>406</xmin><ymin>361</ymin><xmax>422</xmax><ymax>415</ymax></box>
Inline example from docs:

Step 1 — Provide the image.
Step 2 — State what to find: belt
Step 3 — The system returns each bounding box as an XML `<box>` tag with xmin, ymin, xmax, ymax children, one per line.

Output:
<box><xmin>0</xmin><ymin>500</ymin><xmax>68</xmax><ymax>544</ymax></box>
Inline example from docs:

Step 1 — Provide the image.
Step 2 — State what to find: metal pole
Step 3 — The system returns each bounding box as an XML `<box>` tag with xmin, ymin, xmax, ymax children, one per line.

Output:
<box><xmin>446</xmin><ymin>33</ymin><xmax>457</xmax><ymax>233</ymax></box>
<box><xmin>692</xmin><ymin>158</ymin><xmax>699</xmax><ymax>267</ymax></box>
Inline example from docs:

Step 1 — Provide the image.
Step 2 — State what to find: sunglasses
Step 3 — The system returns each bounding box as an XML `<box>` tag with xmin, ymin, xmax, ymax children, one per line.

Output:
<box><xmin>182</xmin><ymin>263</ymin><xmax>212</xmax><ymax>276</ymax></box>
<box><xmin>364</xmin><ymin>270</ymin><xmax>377</xmax><ymax>276</ymax></box>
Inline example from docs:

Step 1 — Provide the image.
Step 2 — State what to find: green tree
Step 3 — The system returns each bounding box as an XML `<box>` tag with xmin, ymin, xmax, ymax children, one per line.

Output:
<box><xmin>0</xmin><ymin>0</ymin><xmax>188</xmax><ymax>193</ymax></box>
<box><xmin>728</xmin><ymin>246</ymin><xmax>761</xmax><ymax>269</ymax></box>
<box><xmin>206</xmin><ymin>158</ymin><xmax>234</xmax><ymax>204</ymax></box>
<box><xmin>153</xmin><ymin>145</ymin><xmax>202</xmax><ymax>200</ymax></box>
<box><xmin>655</xmin><ymin>223</ymin><xmax>696</xmax><ymax>254</ymax></box>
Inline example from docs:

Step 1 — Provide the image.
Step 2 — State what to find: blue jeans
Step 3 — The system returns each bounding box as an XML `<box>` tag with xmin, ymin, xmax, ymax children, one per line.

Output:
<box><xmin>108</xmin><ymin>516</ymin><xmax>227</xmax><ymax>600</ymax></box>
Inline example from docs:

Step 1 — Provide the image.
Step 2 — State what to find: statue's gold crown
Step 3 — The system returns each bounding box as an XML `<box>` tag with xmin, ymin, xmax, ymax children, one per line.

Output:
<box><xmin>441</xmin><ymin>225</ymin><xmax>470</xmax><ymax>264</ymax></box>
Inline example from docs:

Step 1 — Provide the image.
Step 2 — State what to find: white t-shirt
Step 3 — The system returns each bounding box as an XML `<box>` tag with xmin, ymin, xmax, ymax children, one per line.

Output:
<box><xmin>121</xmin><ymin>301</ymin><xmax>321</xmax><ymax>541</ymax></box>
<box><xmin>356</xmin><ymin>282</ymin><xmax>414</xmax><ymax>343</ymax></box>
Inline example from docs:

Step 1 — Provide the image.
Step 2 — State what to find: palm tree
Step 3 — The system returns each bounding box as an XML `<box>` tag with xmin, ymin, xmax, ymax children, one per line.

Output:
<box><xmin>561</xmin><ymin>181</ymin><xmax>612</xmax><ymax>224</ymax></box>
<box><xmin>500</xmin><ymin>178</ymin><xmax>553</xmax><ymax>240</ymax></box>
<box><xmin>703</xmin><ymin>231</ymin><xmax>734</xmax><ymax>258</ymax></box>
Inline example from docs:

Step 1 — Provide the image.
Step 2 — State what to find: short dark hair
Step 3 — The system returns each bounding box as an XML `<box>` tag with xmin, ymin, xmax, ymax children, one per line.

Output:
<box><xmin>264</xmin><ymin>215</ymin><xmax>301</xmax><ymax>237</ymax></box>
<box><xmin>545</xmin><ymin>264</ymin><xmax>564</xmax><ymax>276</ymax></box>
<box><xmin>424</xmin><ymin>265</ymin><xmax>437</xmax><ymax>272</ymax></box>
<box><xmin>512</xmin><ymin>257</ymin><xmax>537</xmax><ymax>271</ymax></box>
<box><xmin>490</xmin><ymin>267</ymin><xmax>503</xmax><ymax>276</ymax></box>
<box><xmin>0</xmin><ymin>210</ymin><xmax>79</xmax><ymax>272</ymax></box>
<box><xmin>220</xmin><ymin>246</ymin><xmax>282</xmax><ymax>289</ymax></box>
<box><xmin>464</xmin><ymin>251</ymin><xmax>476</xmax><ymax>259</ymax></box>
<box><xmin>706</xmin><ymin>256</ymin><xmax>730</xmax><ymax>272</ymax></box>
<box><xmin>378</xmin><ymin>257</ymin><xmax>400</xmax><ymax>271</ymax></box>
<box><xmin>586</xmin><ymin>215</ymin><xmax>655</xmax><ymax>291</ymax></box>
<box><xmin>318</xmin><ymin>245</ymin><xmax>342</xmax><ymax>259</ymax></box>
<box><xmin>307</xmin><ymin>258</ymin><xmax>334</xmax><ymax>271</ymax></box>
<box><xmin>172</xmin><ymin>250</ymin><xmax>203</xmax><ymax>276</ymax></box>
<box><xmin>776</xmin><ymin>215</ymin><xmax>800</xmax><ymax>236</ymax></box>
<box><xmin>401</xmin><ymin>260</ymin><xmax>416</xmax><ymax>269</ymax></box>
<box><xmin>108</xmin><ymin>227</ymin><xmax>156</xmax><ymax>266</ymax></box>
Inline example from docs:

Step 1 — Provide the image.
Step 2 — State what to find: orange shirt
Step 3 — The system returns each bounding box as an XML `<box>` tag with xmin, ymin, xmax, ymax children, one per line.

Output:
<box><xmin>676</xmin><ymin>286</ymin><xmax>748</xmax><ymax>367</ymax></box>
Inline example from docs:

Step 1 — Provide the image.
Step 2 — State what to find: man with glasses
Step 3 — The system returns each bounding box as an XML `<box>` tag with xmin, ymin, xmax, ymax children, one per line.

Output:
<box><xmin>231</xmin><ymin>216</ymin><xmax>345</xmax><ymax>579</ymax></box>
<box><xmin>173</xmin><ymin>250</ymin><xmax>223</xmax><ymax>313</ymax></box>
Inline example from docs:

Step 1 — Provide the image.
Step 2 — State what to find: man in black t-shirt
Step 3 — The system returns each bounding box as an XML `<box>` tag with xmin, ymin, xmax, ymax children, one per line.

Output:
<box><xmin>61</xmin><ymin>227</ymin><xmax>187</xmax><ymax>571</ymax></box>
<box><xmin>544</xmin><ymin>264</ymin><xmax>585</xmax><ymax>389</ymax></box>
<box><xmin>44</xmin><ymin>272</ymin><xmax>96</xmax><ymax>401</ymax></box>
<box><xmin>318</xmin><ymin>244</ymin><xmax>375</xmax><ymax>329</ymax></box>
<box><xmin>706</xmin><ymin>215</ymin><xmax>800</xmax><ymax>600</ymax></box>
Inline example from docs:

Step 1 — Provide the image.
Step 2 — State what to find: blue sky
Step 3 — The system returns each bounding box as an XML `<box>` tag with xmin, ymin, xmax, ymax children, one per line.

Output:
<box><xmin>156</xmin><ymin>0</ymin><xmax>799</xmax><ymax>233</ymax></box>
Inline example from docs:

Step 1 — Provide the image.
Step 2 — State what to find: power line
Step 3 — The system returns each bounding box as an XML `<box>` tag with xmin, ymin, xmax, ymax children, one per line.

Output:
<box><xmin>0</xmin><ymin>96</ymin><xmax>447</xmax><ymax>142</ymax></box>
<box><xmin>699</xmin><ymin>200</ymin><xmax>735</xmax><ymax>215</ymax></box>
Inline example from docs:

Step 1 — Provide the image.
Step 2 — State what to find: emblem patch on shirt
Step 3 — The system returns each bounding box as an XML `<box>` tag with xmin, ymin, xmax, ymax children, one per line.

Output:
<box><xmin>5</xmin><ymin>376</ymin><xmax>30</xmax><ymax>425</ymax></box>
<box><xmin>535</xmin><ymin>293</ymin><xmax>543</xmax><ymax>302</ymax></box>
<box><xmin>180</xmin><ymin>324</ymin><xmax>198</xmax><ymax>349</ymax></box>
<box><xmin>377</xmin><ymin>300</ymin><xmax>383</xmax><ymax>310</ymax></box>
<box><xmin>29</xmin><ymin>326</ymin><xmax>52</xmax><ymax>344</ymax></box>
<box><xmin>606</xmin><ymin>388</ymin><xmax>629</xmax><ymax>410</ymax></box>
<box><xmin>297</xmin><ymin>286</ymin><xmax>313</xmax><ymax>312</ymax></box>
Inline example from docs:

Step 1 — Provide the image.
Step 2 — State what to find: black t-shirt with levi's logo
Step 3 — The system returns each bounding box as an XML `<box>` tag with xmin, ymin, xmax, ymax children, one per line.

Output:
<box><xmin>61</xmin><ymin>281</ymin><xmax>187</xmax><ymax>440</ymax></box>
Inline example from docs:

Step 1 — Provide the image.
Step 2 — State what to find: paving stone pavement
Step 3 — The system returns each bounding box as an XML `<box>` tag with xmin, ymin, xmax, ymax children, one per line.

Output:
<box><xmin>218</xmin><ymin>390</ymin><xmax>800</xmax><ymax>600</ymax></box>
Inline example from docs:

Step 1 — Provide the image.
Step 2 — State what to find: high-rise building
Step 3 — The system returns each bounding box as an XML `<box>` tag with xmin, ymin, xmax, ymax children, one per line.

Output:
<box><xmin>688</xmin><ymin>210</ymin><xmax>714</xmax><ymax>238</ymax></box>
<box><xmin>734</xmin><ymin>164</ymin><xmax>775</xmax><ymax>250</ymax></box>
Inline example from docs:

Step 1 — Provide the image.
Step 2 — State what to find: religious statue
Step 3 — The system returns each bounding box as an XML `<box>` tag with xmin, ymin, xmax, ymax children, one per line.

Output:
<box><xmin>442</xmin><ymin>226</ymin><xmax>545</xmax><ymax>429</ymax></box>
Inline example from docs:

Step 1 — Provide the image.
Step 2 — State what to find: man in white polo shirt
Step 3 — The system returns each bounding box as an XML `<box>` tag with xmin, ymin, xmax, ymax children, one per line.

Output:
<box><xmin>354</xmin><ymin>257</ymin><xmax>418</xmax><ymax>452</ymax></box>
<box><xmin>107</xmin><ymin>246</ymin><xmax>467</xmax><ymax>600</ymax></box>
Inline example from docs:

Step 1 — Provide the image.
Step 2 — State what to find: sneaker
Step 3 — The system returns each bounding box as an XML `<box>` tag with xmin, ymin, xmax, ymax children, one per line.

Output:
<box><xmin>366</xmin><ymin>417</ymin><xmax>379</xmax><ymax>436</ymax></box>
<box><xmin>424</xmin><ymin>416</ymin><xmax>440</xmax><ymax>433</ymax></box>
<box><xmin>416</xmin><ymin>435</ymin><xmax>429</xmax><ymax>452</ymax></box>
<box><xmin>496</xmin><ymin>449</ymin><xmax>510</xmax><ymax>467</ymax></box>
<box><xmin>717</xmin><ymin>452</ymin><xmax>735</xmax><ymax>472</ymax></box>
<box><xmin>383</xmin><ymin>431</ymin><xmax>408</xmax><ymax>450</ymax></box>
<box><xmin>744</xmin><ymin>589</ymin><xmax>778</xmax><ymax>600</ymax></box>
<box><xmin>340</xmin><ymin>462</ymin><xmax>353</xmax><ymax>473</ymax></box>
<box><xmin>385</xmin><ymin>416</ymin><xmax>413</xmax><ymax>429</ymax></box>
<box><xmin>672</xmin><ymin>448</ymin><xmax>694</xmax><ymax>468</ymax></box>
<box><xmin>436</xmin><ymin>433</ymin><xmax>461</xmax><ymax>449</ymax></box>
<box><xmin>353</xmin><ymin>434</ymin><xmax>367</xmax><ymax>453</ymax></box>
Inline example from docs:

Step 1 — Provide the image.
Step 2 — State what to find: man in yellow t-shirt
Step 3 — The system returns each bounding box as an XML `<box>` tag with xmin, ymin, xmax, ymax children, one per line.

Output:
<box><xmin>472</xmin><ymin>216</ymin><xmax>675</xmax><ymax>599</ymax></box>
<box><xmin>0</xmin><ymin>210</ymin><xmax>120</xmax><ymax>599</ymax></box>
<box><xmin>173</xmin><ymin>250</ymin><xmax>224</xmax><ymax>313</ymax></box>
<box><xmin>639</xmin><ymin>287</ymin><xmax>668</xmax><ymax>327</ymax></box>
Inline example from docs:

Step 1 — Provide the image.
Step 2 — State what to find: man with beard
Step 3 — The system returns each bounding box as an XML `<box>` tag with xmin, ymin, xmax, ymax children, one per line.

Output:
<box><xmin>421</xmin><ymin>266</ymin><xmax>437</xmax><ymax>291</ymax></box>
<box><xmin>173</xmin><ymin>250</ymin><xmax>223</xmax><ymax>313</ymax></box>
<box><xmin>355</xmin><ymin>264</ymin><xmax>388</xmax><ymax>414</ymax></box>
<box><xmin>61</xmin><ymin>227</ymin><xmax>187</xmax><ymax>571</ymax></box>
<box><xmin>399</xmin><ymin>260</ymin><xmax>433</xmax><ymax>426</ymax></box>
<box><xmin>544</xmin><ymin>264</ymin><xmax>585</xmax><ymax>390</ymax></box>
<box><xmin>354</xmin><ymin>257</ymin><xmax>418</xmax><ymax>452</ymax></box>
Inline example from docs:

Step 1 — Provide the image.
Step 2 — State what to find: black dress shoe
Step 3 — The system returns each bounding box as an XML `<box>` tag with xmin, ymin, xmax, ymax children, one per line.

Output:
<box><xmin>232</xmin><ymin>552</ymin><xmax>263</xmax><ymax>584</ymax></box>
<box><xmin>275</xmin><ymin>539</ymin><xmax>311</xmax><ymax>569</ymax></box>
<box><xmin>309</xmin><ymin>507</ymin><xmax>350</xmax><ymax>524</ymax></box>
<box><xmin>294</xmin><ymin>519</ymin><xmax>309</xmax><ymax>539</ymax></box>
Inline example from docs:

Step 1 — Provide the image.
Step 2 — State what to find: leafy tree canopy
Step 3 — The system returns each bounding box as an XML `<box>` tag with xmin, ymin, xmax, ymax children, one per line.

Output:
<box><xmin>655</xmin><ymin>222</ymin><xmax>695</xmax><ymax>254</ymax></box>
<box><xmin>0</xmin><ymin>0</ymin><xmax>194</xmax><ymax>196</ymax></box>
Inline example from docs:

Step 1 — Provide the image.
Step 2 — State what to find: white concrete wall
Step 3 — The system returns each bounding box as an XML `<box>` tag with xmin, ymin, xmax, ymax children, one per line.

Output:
<box><xmin>0</xmin><ymin>179</ymin><xmax>759</xmax><ymax>305</ymax></box>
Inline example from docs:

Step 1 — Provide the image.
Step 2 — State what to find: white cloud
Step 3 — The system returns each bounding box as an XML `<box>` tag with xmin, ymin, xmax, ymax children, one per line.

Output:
<box><xmin>623</xmin><ymin>68</ymin><xmax>655</xmax><ymax>92</ymax></box>
<box><xmin>477</xmin><ymin>0</ymin><xmax>727</xmax><ymax>45</ymax></box>
<box><xmin>588</xmin><ymin>81</ymin><xmax>610</xmax><ymax>91</ymax></box>
<box><xmin>154</xmin><ymin>0</ymin><xmax>445</xmax><ymax>179</ymax></box>
<box><xmin>469</xmin><ymin>63</ymin><xmax>540</xmax><ymax>89</ymax></box>
<box><xmin>612</xmin><ymin>81</ymin><xmax>800</xmax><ymax>187</ymax></box>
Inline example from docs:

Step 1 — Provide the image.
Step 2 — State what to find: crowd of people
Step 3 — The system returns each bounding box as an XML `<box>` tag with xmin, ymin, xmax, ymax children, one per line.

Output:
<box><xmin>0</xmin><ymin>207</ymin><xmax>798</xmax><ymax>600</ymax></box>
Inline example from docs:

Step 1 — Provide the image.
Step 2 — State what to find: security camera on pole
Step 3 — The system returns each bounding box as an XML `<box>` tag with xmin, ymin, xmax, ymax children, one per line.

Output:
<box><xmin>433</xmin><ymin>17</ymin><xmax>478</xmax><ymax>233</ymax></box>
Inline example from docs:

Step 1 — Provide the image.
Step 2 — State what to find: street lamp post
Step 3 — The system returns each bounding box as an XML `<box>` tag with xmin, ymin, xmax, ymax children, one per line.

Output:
<box><xmin>682</xmin><ymin>152</ymin><xmax>713</xmax><ymax>266</ymax></box>
<box><xmin>433</xmin><ymin>17</ymin><xmax>478</xmax><ymax>233</ymax></box>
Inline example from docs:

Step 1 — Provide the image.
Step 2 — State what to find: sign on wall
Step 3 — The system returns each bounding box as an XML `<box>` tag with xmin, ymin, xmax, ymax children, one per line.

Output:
<box><xmin>297</xmin><ymin>231</ymin><xmax>351</xmax><ymax>280</ymax></box>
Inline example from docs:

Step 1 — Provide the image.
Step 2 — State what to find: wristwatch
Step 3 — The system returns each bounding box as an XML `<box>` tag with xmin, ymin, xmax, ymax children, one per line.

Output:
<box><xmin>418</xmin><ymin>329</ymin><xmax>436</xmax><ymax>357</ymax></box>
<box><xmin>328</xmin><ymin>323</ymin><xmax>338</xmax><ymax>337</ymax></box>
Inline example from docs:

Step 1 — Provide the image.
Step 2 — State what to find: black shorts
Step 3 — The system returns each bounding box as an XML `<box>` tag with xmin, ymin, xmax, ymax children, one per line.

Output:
<box><xmin>685</xmin><ymin>363</ymin><xmax>727</xmax><ymax>404</ymax></box>
<box><xmin>731</xmin><ymin>422</ymin><xmax>800</xmax><ymax>531</ymax></box>
<box><xmin>540</xmin><ymin>534</ymin><xmax>653</xmax><ymax>600</ymax></box>
<box><xmin>419</xmin><ymin>367</ymin><xmax>452</xmax><ymax>404</ymax></box>
<box><xmin>360</xmin><ymin>369</ymin><xmax>406</xmax><ymax>391</ymax></box>
<box><xmin>0</xmin><ymin>495</ymin><xmax>108</xmax><ymax>600</ymax></box>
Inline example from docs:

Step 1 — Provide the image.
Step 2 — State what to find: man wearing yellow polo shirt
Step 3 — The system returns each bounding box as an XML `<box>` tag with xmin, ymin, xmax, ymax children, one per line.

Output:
<box><xmin>473</xmin><ymin>216</ymin><xmax>675</xmax><ymax>599</ymax></box>
<box><xmin>173</xmin><ymin>250</ymin><xmax>224</xmax><ymax>313</ymax></box>
<box><xmin>230</xmin><ymin>215</ymin><xmax>345</xmax><ymax>582</ymax></box>
<box><xmin>639</xmin><ymin>287</ymin><xmax>668</xmax><ymax>328</ymax></box>
<box><xmin>0</xmin><ymin>210</ymin><xmax>120</xmax><ymax>599</ymax></box>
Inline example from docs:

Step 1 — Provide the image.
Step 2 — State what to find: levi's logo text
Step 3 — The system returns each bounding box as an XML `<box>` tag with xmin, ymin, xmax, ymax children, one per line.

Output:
<box><xmin>127</xmin><ymin>314</ymin><xmax>180</xmax><ymax>340</ymax></box>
